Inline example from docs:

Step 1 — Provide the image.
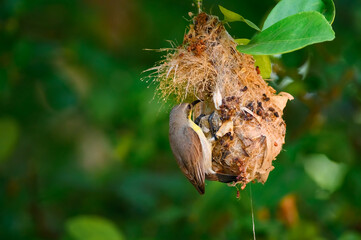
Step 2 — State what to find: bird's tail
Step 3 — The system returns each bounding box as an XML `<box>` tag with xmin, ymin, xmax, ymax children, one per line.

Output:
<box><xmin>206</xmin><ymin>173</ymin><xmax>238</xmax><ymax>183</ymax></box>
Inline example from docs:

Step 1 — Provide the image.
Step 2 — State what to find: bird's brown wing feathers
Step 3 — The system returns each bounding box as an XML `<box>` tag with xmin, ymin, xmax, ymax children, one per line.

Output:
<box><xmin>171</xmin><ymin>126</ymin><xmax>205</xmax><ymax>194</ymax></box>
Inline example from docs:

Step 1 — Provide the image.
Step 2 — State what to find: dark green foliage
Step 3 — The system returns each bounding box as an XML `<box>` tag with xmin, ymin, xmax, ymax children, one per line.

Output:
<box><xmin>0</xmin><ymin>0</ymin><xmax>361</xmax><ymax>239</ymax></box>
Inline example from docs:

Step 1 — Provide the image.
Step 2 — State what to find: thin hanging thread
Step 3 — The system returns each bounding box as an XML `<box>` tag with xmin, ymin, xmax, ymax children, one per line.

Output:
<box><xmin>250</xmin><ymin>185</ymin><xmax>256</xmax><ymax>240</ymax></box>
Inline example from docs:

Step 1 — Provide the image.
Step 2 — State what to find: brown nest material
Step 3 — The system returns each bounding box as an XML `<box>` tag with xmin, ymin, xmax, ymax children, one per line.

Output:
<box><xmin>146</xmin><ymin>13</ymin><xmax>293</xmax><ymax>189</ymax></box>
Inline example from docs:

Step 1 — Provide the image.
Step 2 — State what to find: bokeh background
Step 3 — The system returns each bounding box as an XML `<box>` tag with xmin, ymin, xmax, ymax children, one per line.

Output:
<box><xmin>1</xmin><ymin>0</ymin><xmax>361</xmax><ymax>239</ymax></box>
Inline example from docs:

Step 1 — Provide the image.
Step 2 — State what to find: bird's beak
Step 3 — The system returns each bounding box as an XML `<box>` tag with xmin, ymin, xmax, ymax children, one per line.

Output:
<box><xmin>191</xmin><ymin>99</ymin><xmax>202</xmax><ymax>107</ymax></box>
<box><xmin>188</xmin><ymin>100</ymin><xmax>202</xmax><ymax>120</ymax></box>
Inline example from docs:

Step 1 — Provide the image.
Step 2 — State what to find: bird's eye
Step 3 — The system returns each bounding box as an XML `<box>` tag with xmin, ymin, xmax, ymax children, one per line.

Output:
<box><xmin>187</xmin><ymin>104</ymin><xmax>191</xmax><ymax>110</ymax></box>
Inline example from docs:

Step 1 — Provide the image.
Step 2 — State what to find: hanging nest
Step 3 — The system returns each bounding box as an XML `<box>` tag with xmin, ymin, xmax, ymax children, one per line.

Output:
<box><xmin>146</xmin><ymin>13</ymin><xmax>293</xmax><ymax>189</ymax></box>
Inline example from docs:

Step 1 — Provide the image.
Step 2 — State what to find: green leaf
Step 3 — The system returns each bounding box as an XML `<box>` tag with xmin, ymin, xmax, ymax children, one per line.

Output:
<box><xmin>236</xmin><ymin>11</ymin><xmax>335</xmax><ymax>55</ymax></box>
<box><xmin>303</xmin><ymin>154</ymin><xmax>347</xmax><ymax>192</ymax></box>
<box><xmin>263</xmin><ymin>0</ymin><xmax>335</xmax><ymax>30</ymax></box>
<box><xmin>0</xmin><ymin>118</ymin><xmax>19</xmax><ymax>163</ymax></box>
<box><xmin>253</xmin><ymin>55</ymin><xmax>272</xmax><ymax>79</ymax></box>
<box><xmin>66</xmin><ymin>216</ymin><xmax>124</xmax><ymax>240</ymax></box>
<box><xmin>234</xmin><ymin>38</ymin><xmax>250</xmax><ymax>45</ymax></box>
<box><xmin>219</xmin><ymin>5</ymin><xmax>260</xmax><ymax>31</ymax></box>
<box><xmin>235</xmin><ymin>39</ymin><xmax>272</xmax><ymax>79</ymax></box>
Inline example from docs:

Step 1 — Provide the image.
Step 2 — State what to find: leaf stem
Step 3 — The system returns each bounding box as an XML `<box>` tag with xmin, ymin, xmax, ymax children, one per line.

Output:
<box><xmin>197</xmin><ymin>0</ymin><xmax>202</xmax><ymax>14</ymax></box>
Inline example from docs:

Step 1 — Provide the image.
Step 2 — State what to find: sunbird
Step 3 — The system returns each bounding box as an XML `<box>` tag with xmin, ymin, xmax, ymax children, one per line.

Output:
<box><xmin>169</xmin><ymin>100</ymin><xmax>237</xmax><ymax>194</ymax></box>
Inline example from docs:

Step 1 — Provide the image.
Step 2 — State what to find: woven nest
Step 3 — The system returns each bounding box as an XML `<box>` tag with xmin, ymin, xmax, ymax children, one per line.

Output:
<box><xmin>147</xmin><ymin>13</ymin><xmax>293</xmax><ymax>189</ymax></box>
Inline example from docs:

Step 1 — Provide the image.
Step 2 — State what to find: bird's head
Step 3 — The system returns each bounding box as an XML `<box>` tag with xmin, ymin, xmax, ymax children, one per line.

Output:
<box><xmin>187</xmin><ymin>99</ymin><xmax>202</xmax><ymax>119</ymax></box>
<box><xmin>170</xmin><ymin>100</ymin><xmax>202</xmax><ymax>121</ymax></box>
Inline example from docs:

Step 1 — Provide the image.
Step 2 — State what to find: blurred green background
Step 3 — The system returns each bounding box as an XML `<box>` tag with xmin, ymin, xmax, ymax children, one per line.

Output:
<box><xmin>1</xmin><ymin>0</ymin><xmax>361</xmax><ymax>239</ymax></box>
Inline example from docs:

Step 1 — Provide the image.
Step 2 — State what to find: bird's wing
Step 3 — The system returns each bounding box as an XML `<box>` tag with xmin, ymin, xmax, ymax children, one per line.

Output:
<box><xmin>174</xmin><ymin>126</ymin><xmax>206</xmax><ymax>194</ymax></box>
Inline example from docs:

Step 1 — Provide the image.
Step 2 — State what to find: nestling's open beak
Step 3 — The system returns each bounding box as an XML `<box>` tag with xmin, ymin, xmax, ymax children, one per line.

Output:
<box><xmin>191</xmin><ymin>99</ymin><xmax>202</xmax><ymax>107</ymax></box>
